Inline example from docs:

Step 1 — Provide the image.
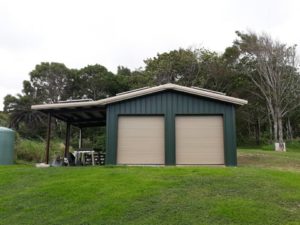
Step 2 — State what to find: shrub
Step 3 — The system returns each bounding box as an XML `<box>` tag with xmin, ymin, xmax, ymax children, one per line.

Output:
<box><xmin>15</xmin><ymin>138</ymin><xmax>65</xmax><ymax>163</ymax></box>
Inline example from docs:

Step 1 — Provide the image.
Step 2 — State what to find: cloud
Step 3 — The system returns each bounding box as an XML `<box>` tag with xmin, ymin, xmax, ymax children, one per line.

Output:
<box><xmin>0</xmin><ymin>0</ymin><xmax>300</xmax><ymax>110</ymax></box>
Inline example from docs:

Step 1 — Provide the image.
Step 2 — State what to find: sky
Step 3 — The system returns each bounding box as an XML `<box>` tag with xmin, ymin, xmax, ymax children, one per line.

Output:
<box><xmin>0</xmin><ymin>0</ymin><xmax>299</xmax><ymax>110</ymax></box>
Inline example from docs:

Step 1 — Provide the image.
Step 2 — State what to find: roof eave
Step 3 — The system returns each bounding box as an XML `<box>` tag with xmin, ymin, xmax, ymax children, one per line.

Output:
<box><xmin>31</xmin><ymin>83</ymin><xmax>247</xmax><ymax>111</ymax></box>
<box><xmin>97</xmin><ymin>84</ymin><xmax>247</xmax><ymax>106</ymax></box>
<box><xmin>31</xmin><ymin>101</ymin><xmax>102</xmax><ymax>111</ymax></box>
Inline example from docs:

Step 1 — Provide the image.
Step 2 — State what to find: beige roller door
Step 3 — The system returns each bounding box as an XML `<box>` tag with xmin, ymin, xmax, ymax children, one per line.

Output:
<box><xmin>117</xmin><ymin>116</ymin><xmax>165</xmax><ymax>165</ymax></box>
<box><xmin>176</xmin><ymin>116</ymin><xmax>224</xmax><ymax>165</ymax></box>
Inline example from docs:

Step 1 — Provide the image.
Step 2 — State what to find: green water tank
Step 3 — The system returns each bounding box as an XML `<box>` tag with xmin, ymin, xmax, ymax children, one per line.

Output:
<box><xmin>0</xmin><ymin>127</ymin><xmax>15</xmax><ymax>165</ymax></box>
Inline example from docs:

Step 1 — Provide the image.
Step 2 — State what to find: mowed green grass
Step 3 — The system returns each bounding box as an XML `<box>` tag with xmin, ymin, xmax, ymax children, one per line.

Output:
<box><xmin>1</xmin><ymin>151</ymin><xmax>300</xmax><ymax>225</ymax></box>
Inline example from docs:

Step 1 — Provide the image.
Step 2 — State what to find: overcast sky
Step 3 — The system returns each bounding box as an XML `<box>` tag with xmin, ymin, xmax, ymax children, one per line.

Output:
<box><xmin>0</xmin><ymin>0</ymin><xmax>299</xmax><ymax>109</ymax></box>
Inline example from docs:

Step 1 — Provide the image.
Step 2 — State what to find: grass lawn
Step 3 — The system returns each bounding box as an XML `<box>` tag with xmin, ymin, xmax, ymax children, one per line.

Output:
<box><xmin>1</xmin><ymin>150</ymin><xmax>300</xmax><ymax>225</ymax></box>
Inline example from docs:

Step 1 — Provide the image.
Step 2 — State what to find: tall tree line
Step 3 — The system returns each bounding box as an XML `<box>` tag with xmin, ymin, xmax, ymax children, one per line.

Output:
<box><xmin>3</xmin><ymin>31</ymin><xmax>300</xmax><ymax>150</ymax></box>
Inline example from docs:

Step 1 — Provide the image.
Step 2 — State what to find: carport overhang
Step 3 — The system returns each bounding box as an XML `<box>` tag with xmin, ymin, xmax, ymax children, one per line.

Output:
<box><xmin>36</xmin><ymin>105</ymin><xmax>106</xmax><ymax>128</ymax></box>
<box><xmin>32</xmin><ymin>104</ymin><xmax>107</xmax><ymax>164</ymax></box>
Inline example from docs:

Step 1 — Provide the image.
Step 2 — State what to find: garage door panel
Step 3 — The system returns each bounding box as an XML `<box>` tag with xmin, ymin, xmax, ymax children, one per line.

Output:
<box><xmin>118</xmin><ymin>129</ymin><xmax>164</xmax><ymax>138</ymax></box>
<box><xmin>176</xmin><ymin>153</ymin><xmax>224</xmax><ymax>164</ymax></box>
<box><xmin>118</xmin><ymin>152</ymin><xmax>163</xmax><ymax>161</ymax></box>
<box><xmin>176</xmin><ymin>152</ymin><xmax>224</xmax><ymax>158</ymax></box>
<box><xmin>118</xmin><ymin>141</ymin><xmax>164</xmax><ymax>149</ymax></box>
<box><xmin>119</xmin><ymin>138</ymin><xmax>164</xmax><ymax>146</ymax></box>
<box><xmin>118</xmin><ymin>137</ymin><xmax>164</xmax><ymax>144</ymax></box>
<box><xmin>176</xmin><ymin>138</ymin><xmax>223</xmax><ymax>145</ymax></box>
<box><xmin>176</xmin><ymin>143</ymin><xmax>223</xmax><ymax>149</ymax></box>
<box><xmin>118</xmin><ymin>118</ymin><xmax>161</xmax><ymax>128</ymax></box>
<box><xmin>176</xmin><ymin>118</ymin><xmax>222</xmax><ymax>127</ymax></box>
<box><xmin>176</xmin><ymin>124</ymin><xmax>223</xmax><ymax>129</ymax></box>
<box><xmin>119</xmin><ymin>125</ymin><xmax>164</xmax><ymax>129</ymax></box>
<box><xmin>176</xmin><ymin>147</ymin><xmax>223</xmax><ymax>154</ymax></box>
<box><xmin>118</xmin><ymin>152</ymin><xmax>163</xmax><ymax>158</ymax></box>
<box><xmin>176</xmin><ymin>134</ymin><xmax>223</xmax><ymax>139</ymax></box>
<box><xmin>117</xmin><ymin>116</ymin><xmax>165</xmax><ymax>165</ymax></box>
<box><xmin>176</xmin><ymin>116</ymin><xmax>224</xmax><ymax>165</ymax></box>
<box><xmin>176</xmin><ymin>127</ymin><xmax>223</xmax><ymax>132</ymax></box>
<box><xmin>176</xmin><ymin>129</ymin><xmax>223</xmax><ymax>135</ymax></box>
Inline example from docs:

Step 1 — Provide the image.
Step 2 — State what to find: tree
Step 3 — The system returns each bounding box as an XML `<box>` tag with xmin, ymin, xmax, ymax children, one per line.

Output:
<box><xmin>115</xmin><ymin>66</ymin><xmax>155</xmax><ymax>91</ymax></box>
<box><xmin>4</xmin><ymin>94</ymin><xmax>46</xmax><ymax>138</ymax></box>
<box><xmin>0</xmin><ymin>112</ymin><xmax>9</xmax><ymax>127</ymax></box>
<box><xmin>143</xmin><ymin>48</ymin><xmax>239</xmax><ymax>94</ymax></box>
<box><xmin>77</xmin><ymin>64</ymin><xmax>117</xmax><ymax>99</ymax></box>
<box><xmin>196</xmin><ymin>49</ymin><xmax>238</xmax><ymax>93</ymax></box>
<box><xmin>234</xmin><ymin>31</ymin><xmax>300</xmax><ymax>150</ymax></box>
<box><xmin>144</xmin><ymin>48</ymin><xmax>200</xmax><ymax>85</ymax></box>
<box><xmin>30</xmin><ymin>62</ymin><xmax>72</xmax><ymax>103</ymax></box>
<box><xmin>4</xmin><ymin>79</ymin><xmax>48</xmax><ymax>137</ymax></box>
<box><xmin>3</xmin><ymin>94</ymin><xmax>19</xmax><ymax>112</ymax></box>
<box><xmin>60</xmin><ymin>69</ymin><xmax>82</xmax><ymax>100</ymax></box>
<box><xmin>117</xmin><ymin>66</ymin><xmax>131</xmax><ymax>76</ymax></box>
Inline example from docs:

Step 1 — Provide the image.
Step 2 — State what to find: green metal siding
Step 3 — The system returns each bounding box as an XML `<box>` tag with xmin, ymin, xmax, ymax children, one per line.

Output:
<box><xmin>106</xmin><ymin>90</ymin><xmax>237</xmax><ymax>166</ymax></box>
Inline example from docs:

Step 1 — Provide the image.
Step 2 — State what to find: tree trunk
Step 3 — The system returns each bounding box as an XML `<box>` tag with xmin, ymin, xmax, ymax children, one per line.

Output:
<box><xmin>275</xmin><ymin>104</ymin><xmax>285</xmax><ymax>151</ymax></box>
<box><xmin>273</xmin><ymin>119</ymin><xmax>278</xmax><ymax>143</ymax></box>
<box><xmin>289</xmin><ymin>118</ymin><xmax>293</xmax><ymax>140</ymax></box>
<box><xmin>277</xmin><ymin>116</ymin><xmax>285</xmax><ymax>151</ymax></box>
<box><xmin>286</xmin><ymin>118</ymin><xmax>293</xmax><ymax>140</ymax></box>
<box><xmin>278</xmin><ymin>117</ymin><xmax>283</xmax><ymax>144</ymax></box>
<box><xmin>247</xmin><ymin>121</ymin><xmax>251</xmax><ymax>139</ymax></box>
<box><xmin>267</xmin><ymin>109</ymin><xmax>273</xmax><ymax>143</ymax></box>
<box><xmin>255</xmin><ymin>119</ymin><xmax>260</xmax><ymax>146</ymax></box>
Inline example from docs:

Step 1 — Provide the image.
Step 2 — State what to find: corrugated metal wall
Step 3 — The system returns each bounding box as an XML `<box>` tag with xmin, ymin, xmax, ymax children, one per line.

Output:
<box><xmin>106</xmin><ymin>90</ymin><xmax>237</xmax><ymax>166</ymax></box>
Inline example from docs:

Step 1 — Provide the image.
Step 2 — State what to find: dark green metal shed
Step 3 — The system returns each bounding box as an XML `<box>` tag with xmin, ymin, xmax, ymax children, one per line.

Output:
<box><xmin>106</xmin><ymin>89</ymin><xmax>245</xmax><ymax>166</ymax></box>
<box><xmin>32</xmin><ymin>83</ymin><xmax>247</xmax><ymax>166</ymax></box>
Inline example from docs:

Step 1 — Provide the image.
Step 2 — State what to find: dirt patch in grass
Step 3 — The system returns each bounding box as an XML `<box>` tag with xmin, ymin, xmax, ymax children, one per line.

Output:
<box><xmin>238</xmin><ymin>149</ymin><xmax>300</xmax><ymax>172</ymax></box>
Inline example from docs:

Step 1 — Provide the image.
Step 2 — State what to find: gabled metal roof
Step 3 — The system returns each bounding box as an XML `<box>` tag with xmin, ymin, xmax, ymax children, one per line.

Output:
<box><xmin>32</xmin><ymin>83</ymin><xmax>247</xmax><ymax>111</ymax></box>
